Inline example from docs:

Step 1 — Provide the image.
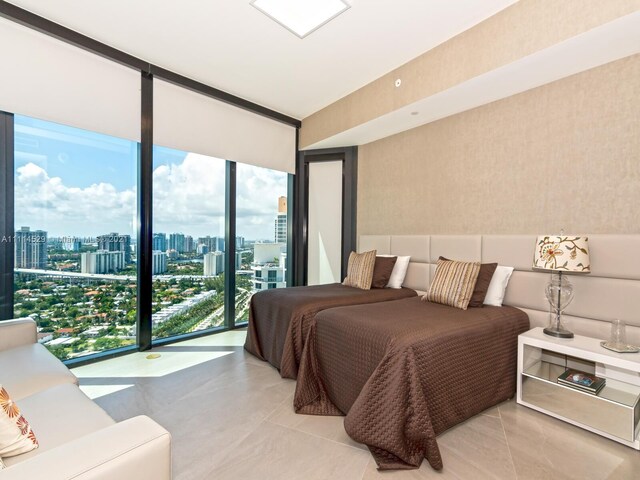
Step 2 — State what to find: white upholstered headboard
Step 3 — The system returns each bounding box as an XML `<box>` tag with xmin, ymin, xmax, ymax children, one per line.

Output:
<box><xmin>358</xmin><ymin>235</ymin><xmax>640</xmax><ymax>345</ymax></box>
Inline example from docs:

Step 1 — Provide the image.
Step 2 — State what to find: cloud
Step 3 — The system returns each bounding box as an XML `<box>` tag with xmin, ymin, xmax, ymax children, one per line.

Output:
<box><xmin>153</xmin><ymin>154</ymin><xmax>287</xmax><ymax>240</ymax></box>
<box><xmin>15</xmin><ymin>153</ymin><xmax>287</xmax><ymax>241</ymax></box>
<box><xmin>236</xmin><ymin>162</ymin><xmax>287</xmax><ymax>241</ymax></box>
<box><xmin>15</xmin><ymin>162</ymin><xmax>136</xmax><ymax>237</ymax></box>
<box><xmin>153</xmin><ymin>153</ymin><xmax>226</xmax><ymax>236</ymax></box>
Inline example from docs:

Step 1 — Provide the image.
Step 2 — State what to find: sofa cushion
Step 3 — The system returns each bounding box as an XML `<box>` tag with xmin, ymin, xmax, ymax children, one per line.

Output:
<box><xmin>0</xmin><ymin>318</ymin><xmax>37</xmax><ymax>352</ymax></box>
<box><xmin>2</xmin><ymin>384</ymin><xmax>115</xmax><ymax>467</ymax></box>
<box><xmin>0</xmin><ymin>385</ymin><xmax>39</xmax><ymax>460</ymax></box>
<box><xmin>0</xmin><ymin>343</ymin><xmax>78</xmax><ymax>400</ymax></box>
<box><xmin>0</xmin><ymin>416</ymin><xmax>171</xmax><ymax>478</ymax></box>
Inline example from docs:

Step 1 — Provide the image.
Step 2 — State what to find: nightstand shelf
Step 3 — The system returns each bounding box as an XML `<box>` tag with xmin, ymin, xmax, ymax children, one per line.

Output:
<box><xmin>517</xmin><ymin>327</ymin><xmax>640</xmax><ymax>449</ymax></box>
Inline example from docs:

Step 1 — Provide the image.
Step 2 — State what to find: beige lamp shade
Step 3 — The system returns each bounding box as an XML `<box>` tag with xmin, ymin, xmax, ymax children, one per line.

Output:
<box><xmin>533</xmin><ymin>236</ymin><xmax>590</xmax><ymax>273</ymax></box>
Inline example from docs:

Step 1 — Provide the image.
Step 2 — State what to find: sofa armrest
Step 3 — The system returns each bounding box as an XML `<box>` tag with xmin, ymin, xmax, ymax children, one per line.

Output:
<box><xmin>0</xmin><ymin>318</ymin><xmax>37</xmax><ymax>351</ymax></box>
<box><xmin>0</xmin><ymin>416</ymin><xmax>172</xmax><ymax>480</ymax></box>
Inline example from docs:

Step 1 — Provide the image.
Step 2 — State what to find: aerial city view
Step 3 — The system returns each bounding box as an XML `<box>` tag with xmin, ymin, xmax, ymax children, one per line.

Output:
<box><xmin>12</xmin><ymin>115</ymin><xmax>288</xmax><ymax>360</ymax></box>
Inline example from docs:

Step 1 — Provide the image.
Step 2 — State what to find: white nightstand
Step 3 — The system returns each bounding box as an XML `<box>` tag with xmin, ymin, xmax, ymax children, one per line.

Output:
<box><xmin>517</xmin><ymin>327</ymin><xmax>640</xmax><ymax>449</ymax></box>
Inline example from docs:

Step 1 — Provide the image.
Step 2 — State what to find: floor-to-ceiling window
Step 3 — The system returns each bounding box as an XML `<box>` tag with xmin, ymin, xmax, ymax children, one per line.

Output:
<box><xmin>0</xmin><ymin>12</ymin><xmax>298</xmax><ymax>362</ymax></box>
<box><xmin>5</xmin><ymin>115</ymin><xmax>294</xmax><ymax>359</ymax></box>
<box><xmin>235</xmin><ymin>163</ymin><xmax>288</xmax><ymax>324</ymax></box>
<box><xmin>151</xmin><ymin>146</ymin><xmax>226</xmax><ymax>339</ymax></box>
<box><xmin>12</xmin><ymin>115</ymin><xmax>138</xmax><ymax>360</ymax></box>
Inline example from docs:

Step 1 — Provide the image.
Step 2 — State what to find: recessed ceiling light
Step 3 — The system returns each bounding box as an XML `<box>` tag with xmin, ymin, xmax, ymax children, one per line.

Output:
<box><xmin>251</xmin><ymin>0</ymin><xmax>350</xmax><ymax>39</ymax></box>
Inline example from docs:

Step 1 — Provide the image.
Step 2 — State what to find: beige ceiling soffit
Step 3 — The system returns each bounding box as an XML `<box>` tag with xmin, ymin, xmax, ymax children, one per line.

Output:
<box><xmin>304</xmin><ymin>11</ymin><xmax>640</xmax><ymax>150</ymax></box>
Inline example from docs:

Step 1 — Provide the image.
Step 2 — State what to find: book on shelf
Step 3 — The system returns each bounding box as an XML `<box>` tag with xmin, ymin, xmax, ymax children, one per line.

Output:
<box><xmin>557</xmin><ymin>369</ymin><xmax>606</xmax><ymax>395</ymax></box>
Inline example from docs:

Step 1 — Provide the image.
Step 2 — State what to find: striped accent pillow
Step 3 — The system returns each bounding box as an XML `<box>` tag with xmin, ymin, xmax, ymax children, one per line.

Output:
<box><xmin>425</xmin><ymin>258</ymin><xmax>481</xmax><ymax>310</ymax></box>
<box><xmin>343</xmin><ymin>250</ymin><xmax>377</xmax><ymax>290</ymax></box>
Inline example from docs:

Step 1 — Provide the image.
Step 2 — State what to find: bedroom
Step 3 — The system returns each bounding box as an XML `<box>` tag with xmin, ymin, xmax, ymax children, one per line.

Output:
<box><xmin>0</xmin><ymin>1</ymin><xmax>639</xmax><ymax>479</ymax></box>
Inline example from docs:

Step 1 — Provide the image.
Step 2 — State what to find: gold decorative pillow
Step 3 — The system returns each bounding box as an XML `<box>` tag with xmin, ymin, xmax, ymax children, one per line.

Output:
<box><xmin>424</xmin><ymin>258</ymin><xmax>481</xmax><ymax>310</ymax></box>
<box><xmin>0</xmin><ymin>385</ymin><xmax>39</xmax><ymax>459</ymax></box>
<box><xmin>343</xmin><ymin>250</ymin><xmax>377</xmax><ymax>290</ymax></box>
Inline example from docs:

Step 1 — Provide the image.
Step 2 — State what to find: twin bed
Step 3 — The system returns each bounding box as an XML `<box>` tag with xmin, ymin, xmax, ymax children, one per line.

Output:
<box><xmin>244</xmin><ymin>283</ymin><xmax>416</xmax><ymax>379</ymax></box>
<box><xmin>243</xmin><ymin>239</ymin><xmax>530</xmax><ymax>471</ymax></box>
<box><xmin>293</xmin><ymin>297</ymin><xmax>528</xmax><ymax>470</ymax></box>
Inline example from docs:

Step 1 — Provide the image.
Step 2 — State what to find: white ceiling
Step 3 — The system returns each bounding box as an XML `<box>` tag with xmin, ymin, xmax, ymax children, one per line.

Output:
<box><xmin>6</xmin><ymin>0</ymin><xmax>517</xmax><ymax>120</ymax></box>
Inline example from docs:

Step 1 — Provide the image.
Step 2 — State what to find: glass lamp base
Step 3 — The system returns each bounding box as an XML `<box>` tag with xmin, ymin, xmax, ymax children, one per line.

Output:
<box><xmin>543</xmin><ymin>326</ymin><xmax>574</xmax><ymax>338</ymax></box>
<box><xmin>544</xmin><ymin>272</ymin><xmax>574</xmax><ymax>339</ymax></box>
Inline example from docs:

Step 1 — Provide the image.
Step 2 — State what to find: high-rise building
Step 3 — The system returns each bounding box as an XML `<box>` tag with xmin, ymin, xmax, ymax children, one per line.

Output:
<box><xmin>97</xmin><ymin>232</ymin><xmax>131</xmax><ymax>264</ymax></box>
<box><xmin>253</xmin><ymin>264</ymin><xmax>286</xmax><ymax>290</ymax></box>
<box><xmin>203</xmin><ymin>251</ymin><xmax>224</xmax><ymax>276</ymax></box>
<box><xmin>197</xmin><ymin>244</ymin><xmax>209</xmax><ymax>255</ymax></box>
<box><xmin>252</xmin><ymin>243</ymin><xmax>286</xmax><ymax>291</ymax></box>
<box><xmin>275</xmin><ymin>214</ymin><xmax>287</xmax><ymax>243</ymax></box>
<box><xmin>48</xmin><ymin>236</ymin><xmax>81</xmax><ymax>252</ymax></box>
<box><xmin>62</xmin><ymin>238</ymin><xmax>82</xmax><ymax>252</ymax></box>
<box><xmin>15</xmin><ymin>226</ymin><xmax>48</xmax><ymax>269</ymax></box>
<box><xmin>184</xmin><ymin>235</ymin><xmax>195</xmax><ymax>253</ymax></box>
<box><xmin>275</xmin><ymin>196</ymin><xmax>287</xmax><ymax>243</ymax></box>
<box><xmin>81</xmin><ymin>250</ymin><xmax>125</xmax><ymax>274</ymax></box>
<box><xmin>198</xmin><ymin>236</ymin><xmax>224</xmax><ymax>253</ymax></box>
<box><xmin>168</xmin><ymin>233</ymin><xmax>185</xmax><ymax>253</ymax></box>
<box><xmin>252</xmin><ymin>250</ymin><xmax>286</xmax><ymax>291</ymax></box>
<box><xmin>278</xmin><ymin>196</ymin><xmax>287</xmax><ymax>214</ymax></box>
<box><xmin>235</xmin><ymin>236</ymin><xmax>245</xmax><ymax>249</ymax></box>
<box><xmin>254</xmin><ymin>242</ymin><xmax>286</xmax><ymax>264</ymax></box>
<box><xmin>152</xmin><ymin>250</ymin><xmax>168</xmax><ymax>274</ymax></box>
<box><xmin>153</xmin><ymin>233</ymin><xmax>167</xmax><ymax>252</ymax></box>
<box><xmin>47</xmin><ymin>237</ymin><xmax>62</xmax><ymax>251</ymax></box>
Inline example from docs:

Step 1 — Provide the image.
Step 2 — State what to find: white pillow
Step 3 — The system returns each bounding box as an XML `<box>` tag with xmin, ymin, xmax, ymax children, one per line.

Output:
<box><xmin>379</xmin><ymin>255</ymin><xmax>411</xmax><ymax>289</ymax></box>
<box><xmin>483</xmin><ymin>266</ymin><xmax>514</xmax><ymax>307</ymax></box>
<box><xmin>0</xmin><ymin>385</ymin><xmax>38</xmax><ymax>459</ymax></box>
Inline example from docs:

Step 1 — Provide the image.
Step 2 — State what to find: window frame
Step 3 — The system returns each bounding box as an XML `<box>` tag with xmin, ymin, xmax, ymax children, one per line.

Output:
<box><xmin>0</xmin><ymin>102</ymin><xmax>296</xmax><ymax>368</ymax></box>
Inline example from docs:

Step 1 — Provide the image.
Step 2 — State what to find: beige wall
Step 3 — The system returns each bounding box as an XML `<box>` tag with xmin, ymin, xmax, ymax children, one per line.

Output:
<box><xmin>301</xmin><ymin>0</ymin><xmax>640</xmax><ymax>149</ymax></box>
<box><xmin>357</xmin><ymin>55</ymin><xmax>640</xmax><ymax>235</ymax></box>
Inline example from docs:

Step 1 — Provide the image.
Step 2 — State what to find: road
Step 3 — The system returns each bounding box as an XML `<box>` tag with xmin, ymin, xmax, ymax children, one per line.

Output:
<box><xmin>191</xmin><ymin>289</ymin><xmax>251</xmax><ymax>332</ymax></box>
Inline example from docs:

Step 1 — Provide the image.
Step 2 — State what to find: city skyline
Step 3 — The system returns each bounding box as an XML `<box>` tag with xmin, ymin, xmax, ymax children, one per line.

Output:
<box><xmin>14</xmin><ymin>116</ymin><xmax>288</xmax><ymax>240</ymax></box>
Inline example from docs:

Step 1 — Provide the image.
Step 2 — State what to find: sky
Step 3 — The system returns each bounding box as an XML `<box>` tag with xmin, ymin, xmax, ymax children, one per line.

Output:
<box><xmin>14</xmin><ymin>115</ymin><xmax>287</xmax><ymax>241</ymax></box>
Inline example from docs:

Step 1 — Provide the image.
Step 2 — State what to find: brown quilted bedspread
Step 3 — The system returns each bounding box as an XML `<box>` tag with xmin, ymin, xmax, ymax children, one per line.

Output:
<box><xmin>293</xmin><ymin>296</ymin><xmax>529</xmax><ymax>470</ymax></box>
<box><xmin>244</xmin><ymin>284</ymin><xmax>416</xmax><ymax>379</ymax></box>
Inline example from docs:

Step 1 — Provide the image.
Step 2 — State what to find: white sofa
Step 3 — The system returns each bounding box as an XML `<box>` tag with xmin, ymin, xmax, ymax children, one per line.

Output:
<box><xmin>0</xmin><ymin>318</ymin><xmax>172</xmax><ymax>480</ymax></box>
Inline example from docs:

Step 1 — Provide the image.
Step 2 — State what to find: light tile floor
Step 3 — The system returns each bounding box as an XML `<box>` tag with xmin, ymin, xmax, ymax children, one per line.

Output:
<box><xmin>72</xmin><ymin>330</ymin><xmax>640</xmax><ymax>480</ymax></box>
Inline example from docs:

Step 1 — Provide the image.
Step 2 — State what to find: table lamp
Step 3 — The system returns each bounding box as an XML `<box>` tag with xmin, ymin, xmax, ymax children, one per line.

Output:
<box><xmin>533</xmin><ymin>235</ymin><xmax>590</xmax><ymax>338</ymax></box>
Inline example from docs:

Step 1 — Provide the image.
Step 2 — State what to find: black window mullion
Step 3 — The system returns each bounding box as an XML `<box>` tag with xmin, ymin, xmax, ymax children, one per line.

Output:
<box><xmin>137</xmin><ymin>72</ymin><xmax>153</xmax><ymax>350</ymax></box>
<box><xmin>224</xmin><ymin>160</ymin><xmax>237</xmax><ymax>328</ymax></box>
<box><xmin>0</xmin><ymin>111</ymin><xmax>14</xmax><ymax>320</ymax></box>
<box><xmin>286</xmin><ymin>172</ymin><xmax>295</xmax><ymax>287</ymax></box>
